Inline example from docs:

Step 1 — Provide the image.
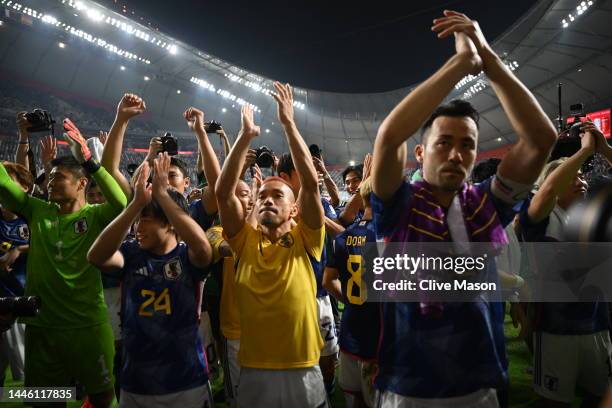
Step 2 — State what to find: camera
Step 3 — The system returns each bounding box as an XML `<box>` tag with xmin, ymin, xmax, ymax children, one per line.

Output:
<box><xmin>126</xmin><ymin>163</ymin><xmax>139</xmax><ymax>177</ymax></box>
<box><xmin>309</xmin><ymin>144</ymin><xmax>322</xmax><ymax>159</ymax></box>
<box><xmin>204</xmin><ymin>121</ymin><xmax>222</xmax><ymax>134</ymax></box>
<box><xmin>25</xmin><ymin>109</ymin><xmax>55</xmax><ymax>133</ymax></box>
<box><xmin>255</xmin><ymin>145</ymin><xmax>275</xmax><ymax>168</ymax></box>
<box><xmin>0</xmin><ymin>296</ymin><xmax>41</xmax><ymax>317</ymax></box>
<box><xmin>160</xmin><ymin>132</ymin><xmax>178</xmax><ymax>156</ymax></box>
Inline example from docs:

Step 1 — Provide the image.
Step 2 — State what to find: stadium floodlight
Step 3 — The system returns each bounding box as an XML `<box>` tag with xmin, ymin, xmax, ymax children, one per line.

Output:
<box><xmin>176</xmin><ymin>89</ymin><xmax>181</xmax><ymax>94</ymax></box>
<box><xmin>562</xmin><ymin>0</ymin><xmax>595</xmax><ymax>27</ymax></box>
<box><xmin>497</xmin><ymin>137</ymin><xmax>503</xmax><ymax>142</ymax></box>
<box><xmin>349</xmin><ymin>160</ymin><xmax>355</xmax><ymax>166</ymax></box>
<box><xmin>58</xmin><ymin>42</ymin><xmax>66</xmax><ymax>48</ymax></box>
<box><xmin>222</xmin><ymin>108</ymin><xmax>227</xmax><ymax>113</ymax></box>
<box><xmin>144</xmin><ymin>76</ymin><xmax>149</xmax><ymax>81</ymax></box>
<box><xmin>120</xmin><ymin>65</ymin><xmax>125</xmax><ymax>71</ymax></box>
<box><xmin>168</xmin><ymin>44</ymin><xmax>178</xmax><ymax>55</ymax></box>
<box><xmin>86</xmin><ymin>8</ymin><xmax>104</xmax><ymax>22</ymax></box>
<box><xmin>265</xmin><ymin>129</ymin><xmax>270</xmax><ymax>133</ymax></box>
<box><xmin>42</xmin><ymin>15</ymin><xmax>58</xmax><ymax>24</ymax></box>
<box><xmin>0</xmin><ymin>20</ymin><xmax>3</xmax><ymax>26</ymax></box>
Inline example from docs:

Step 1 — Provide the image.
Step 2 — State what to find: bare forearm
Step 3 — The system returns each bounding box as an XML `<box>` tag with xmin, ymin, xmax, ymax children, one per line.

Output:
<box><xmin>157</xmin><ymin>192</ymin><xmax>210</xmax><ymax>252</ymax></box>
<box><xmin>89</xmin><ymin>201</ymin><xmax>139</xmax><ymax>264</ymax></box>
<box><xmin>216</xmin><ymin>131</ymin><xmax>251</xmax><ymax>200</ymax></box>
<box><xmin>324</xmin><ymin>217</ymin><xmax>345</xmax><ymax>238</ymax></box>
<box><xmin>339</xmin><ymin>194</ymin><xmax>362</xmax><ymax>226</ymax></box>
<box><xmin>102</xmin><ymin>117</ymin><xmax>128</xmax><ymax>172</ymax></box>
<box><xmin>196</xmin><ymin>129</ymin><xmax>221</xmax><ymax>202</ymax></box>
<box><xmin>485</xmin><ymin>51</ymin><xmax>556</xmax><ymax>153</ymax></box>
<box><xmin>373</xmin><ymin>54</ymin><xmax>471</xmax><ymax>200</ymax></box>
<box><xmin>15</xmin><ymin>144</ymin><xmax>29</xmax><ymax>170</ymax></box>
<box><xmin>283</xmin><ymin>122</ymin><xmax>318</xmax><ymax>189</ymax></box>
<box><xmin>323</xmin><ymin>176</ymin><xmax>340</xmax><ymax>207</ymax></box>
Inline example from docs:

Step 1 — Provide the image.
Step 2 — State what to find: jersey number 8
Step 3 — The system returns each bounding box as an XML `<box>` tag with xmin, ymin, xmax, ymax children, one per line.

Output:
<box><xmin>346</xmin><ymin>254</ymin><xmax>367</xmax><ymax>305</ymax></box>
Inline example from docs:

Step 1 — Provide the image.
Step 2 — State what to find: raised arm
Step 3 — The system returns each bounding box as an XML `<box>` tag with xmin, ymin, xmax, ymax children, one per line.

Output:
<box><xmin>527</xmin><ymin>132</ymin><xmax>594</xmax><ymax>223</ymax></box>
<box><xmin>184</xmin><ymin>107</ymin><xmax>221</xmax><ymax>216</ymax></box>
<box><xmin>432</xmin><ymin>10</ymin><xmax>557</xmax><ymax>185</ymax></box>
<box><xmin>15</xmin><ymin>112</ymin><xmax>30</xmax><ymax>171</ymax></box>
<box><xmin>0</xmin><ymin>161</ymin><xmax>33</xmax><ymax>219</ymax></box>
<box><xmin>272</xmin><ymin>82</ymin><xmax>324</xmax><ymax>229</ymax></box>
<box><xmin>153</xmin><ymin>152</ymin><xmax>212</xmax><ymax>268</ymax></box>
<box><xmin>372</xmin><ymin>32</ymin><xmax>482</xmax><ymax>201</ymax></box>
<box><xmin>313</xmin><ymin>156</ymin><xmax>340</xmax><ymax>207</ymax></box>
<box><xmin>219</xmin><ymin>128</ymin><xmax>231</xmax><ymax>158</ymax></box>
<box><xmin>63</xmin><ymin>118</ymin><xmax>127</xmax><ymax>215</ymax></box>
<box><xmin>87</xmin><ymin>162</ymin><xmax>152</xmax><ymax>272</ymax></box>
<box><xmin>216</xmin><ymin>106</ymin><xmax>259</xmax><ymax>238</ymax></box>
<box><xmin>102</xmin><ymin>94</ymin><xmax>147</xmax><ymax>200</ymax></box>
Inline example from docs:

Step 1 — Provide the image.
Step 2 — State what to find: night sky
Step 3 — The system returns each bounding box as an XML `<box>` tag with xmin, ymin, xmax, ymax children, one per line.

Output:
<box><xmin>102</xmin><ymin>0</ymin><xmax>538</xmax><ymax>93</ymax></box>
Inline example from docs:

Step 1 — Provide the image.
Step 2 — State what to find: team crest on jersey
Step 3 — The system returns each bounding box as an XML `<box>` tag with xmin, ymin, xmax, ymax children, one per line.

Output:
<box><xmin>278</xmin><ymin>232</ymin><xmax>294</xmax><ymax>248</ymax></box>
<box><xmin>73</xmin><ymin>218</ymin><xmax>88</xmax><ymax>234</ymax></box>
<box><xmin>18</xmin><ymin>225</ymin><xmax>29</xmax><ymax>240</ymax></box>
<box><xmin>163</xmin><ymin>258</ymin><xmax>183</xmax><ymax>281</ymax></box>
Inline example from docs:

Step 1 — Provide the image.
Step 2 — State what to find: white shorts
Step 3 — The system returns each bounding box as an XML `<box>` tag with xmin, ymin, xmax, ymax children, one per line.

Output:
<box><xmin>533</xmin><ymin>330</ymin><xmax>612</xmax><ymax>402</ymax></box>
<box><xmin>375</xmin><ymin>388</ymin><xmax>498</xmax><ymax>408</ymax></box>
<box><xmin>103</xmin><ymin>287</ymin><xmax>122</xmax><ymax>340</ymax></box>
<box><xmin>339</xmin><ymin>351</ymin><xmax>376</xmax><ymax>407</ymax></box>
<box><xmin>223</xmin><ymin>337</ymin><xmax>240</xmax><ymax>407</ymax></box>
<box><xmin>119</xmin><ymin>382</ymin><xmax>214</xmax><ymax>408</ymax></box>
<box><xmin>237</xmin><ymin>366</ymin><xmax>327</xmax><ymax>408</ymax></box>
<box><xmin>317</xmin><ymin>295</ymin><xmax>339</xmax><ymax>357</ymax></box>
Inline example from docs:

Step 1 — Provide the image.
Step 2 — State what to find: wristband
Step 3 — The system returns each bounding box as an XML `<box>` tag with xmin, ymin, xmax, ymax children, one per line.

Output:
<box><xmin>18</xmin><ymin>141</ymin><xmax>29</xmax><ymax>145</ymax></box>
<box><xmin>81</xmin><ymin>158</ymin><xmax>101</xmax><ymax>174</ymax></box>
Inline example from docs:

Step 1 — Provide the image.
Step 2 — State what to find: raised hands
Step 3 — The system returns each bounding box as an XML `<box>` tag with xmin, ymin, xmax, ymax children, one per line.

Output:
<box><xmin>184</xmin><ymin>107</ymin><xmax>206</xmax><ymax>133</ymax></box>
<box><xmin>132</xmin><ymin>160</ymin><xmax>152</xmax><ymax>208</ymax></box>
<box><xmin>116</xmin><ymin>93</ymin><xmax>146</xmax><ymax>122</ymax></box>
<box><xmin>362</xmin><ymin>153</ymin><xmax>373</xmax><ymax>180</ymax></box>
<box><xmin>240</xmin><ymin>105</ymin><xmax>260</xmax><ymax>138</ymax></box>
<box><xmin>152</xmin><ymin>152</ymin><xmax>171</xmax><ymax>198</ymax></box>
<box><xmin>432</xmin><ymin>11</ymin><xmax>491</xmax><ymax>54</ymax></box>
<box><xmin>145</xmin><ymin>137</ymin><xmax>163</xmax><ymax>162</ymax></box>
<box><xmin>16</xmin><ymin>112</ymin><xmax>29</xmax><ymax>137</ymax></box>
<box><xmin>98</xmin><ymin>130</ymin><xmax>108</xmax><ymax>146</ymax></box>
<box><xmin>271</xmin><ymin>82</ymin><xmax>294</xmax><ymax>127</ymax></box>
<box><xmin>63</xmin><ymin>118</ymin><xmax>91</xmax><ymax>163</ymax></box>
<box><xmin>40</xmin><ymin>135</ymin><xmax>57</xmax><ymax>165</ymax></box>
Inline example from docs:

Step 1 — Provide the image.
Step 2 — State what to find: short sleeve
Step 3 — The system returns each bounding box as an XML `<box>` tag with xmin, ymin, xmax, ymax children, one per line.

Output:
<box><xmin>224</xmin><ymin>223</ymin><xmax>255</xmax><ymax>258</ymax></box>
<box><xmin>296</xmin><ymin>221</ymin><xmax>325</xmax><ymax>262</ymax></box>
<box><xmin>370</xmin><ymin>181</ymin><xmax>413</xmax><ymax>239</ymax></box>
<box><xmin>321</xmin><ymin>198</ymin><xmax>337</xmax><ymax>220</ymax></box>
<box><xmin>206</xmin><ymin>226</ymin><xmax>226</xmax><ymax>264</ymax></box>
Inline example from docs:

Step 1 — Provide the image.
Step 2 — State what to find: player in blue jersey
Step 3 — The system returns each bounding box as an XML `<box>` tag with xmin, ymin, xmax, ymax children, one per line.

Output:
<box><xmin>519</xmin><ymin>121</ymin><xmax>612</xmax><ymax>406</ymax></box>
<box><xmin>324</xmin><ymin>177</ymin><xmax>379</xmax><ymax>408</ymax></box>
<box><xmin>0</xmin><ymin>162</ymin><xmax>31</xmax><ymax>386</ymax></box>
<box><xmin>88</xmin><ymin>153</ymin><xmax>213</xmax><ymax>408</ymax></box>
<box><xmin>371</xmin><ymin>11</ymin><xmax>557</xmax><ymax>407</ymax></box>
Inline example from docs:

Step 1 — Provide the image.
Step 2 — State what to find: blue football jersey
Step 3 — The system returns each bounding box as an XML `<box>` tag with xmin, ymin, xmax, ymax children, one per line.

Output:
<box><xmin>329</xmin><ymin>219</ymin><xmax>379</xmax><ymax>360</ymax></box>
<box><xmin>119</xmin><ymin>240</ymin><xmax>209</xmax><ymax>395</ymax></box>
<box><xmin>188</xmin><ymin>199</ymin><xmax>216</xmax><ymax>231</ymax></box>
<box><xmin>370</xmin><ymin>178</ymin><xmax>513</xmax><ymax>398</ymax></box>
<box><xmin>0</xmin><ymin>214</ymin><xmax>29</xmax><ymax>296</ymax></box>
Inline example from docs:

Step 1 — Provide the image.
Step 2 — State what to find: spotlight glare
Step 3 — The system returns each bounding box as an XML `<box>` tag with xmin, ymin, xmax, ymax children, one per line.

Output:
<box><xmin>144</xmin><ymin>75</ymin><xmax>149</xmax><ymax>81</ymax></box>
<box><xmin>176</xmin><ymin>89</ymin><xmax>181</xmax><ymax>94</ymax></box>
<box><xmin>58</xmin><ymin>42</ymin><xmax>66</xmax><ymax>48</ymax></box>
<box><xmin>120</xmin><ymin>65</ymin><xmax>125</xmax><ymax>71</ymax></box>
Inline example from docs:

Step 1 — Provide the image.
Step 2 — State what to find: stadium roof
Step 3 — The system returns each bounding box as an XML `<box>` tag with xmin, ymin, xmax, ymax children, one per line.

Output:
<box><xmin>0</xmin><ymin>0</ymin><xmax>611</xmax><ymax>166</ymax></box>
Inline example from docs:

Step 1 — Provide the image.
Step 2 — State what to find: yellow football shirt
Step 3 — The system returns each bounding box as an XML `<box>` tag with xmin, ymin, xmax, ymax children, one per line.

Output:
<box><xmin>226</xmin><ymin>221</ymin><xmax>325</xmax><ymax>369</ymax></box>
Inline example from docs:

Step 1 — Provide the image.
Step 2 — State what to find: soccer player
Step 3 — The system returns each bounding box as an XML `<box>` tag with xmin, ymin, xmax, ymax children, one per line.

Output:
<box><xmin>371</xmin><ymin>11</ymin><xmax>557</xmax><ymax>407</ymax></box>
<box><xmin>0</xmin><ymin>162</ymin><xmax>31</xmax><ymax>386</ymax></box>
<box><xmin>277</xmin><ymin>152</ymin><xmax>341</xmax><ymax>398</ymax></box>
<box><xmin>0</xmin><ymin>119</ymin><xmax>128</xmax><ymax>408</ymax></box>
<box><xmin>87</xmin><ymin>153</ymin><xmax>213</xmax><ymax>407</ymax></box>
<box><xmin>323</xmin><ymin>177</ymin><xmax>379</xmax><ymax>408</ymax></box>
<box><xmin>519</xmin><ymin>121</ymin><xmax>612</xmax><ymax>406</ymax></box>
<box><xmin>216</xmin><ymin>85</ymin><xmax>326</xmax><ymax>407</ymax></box>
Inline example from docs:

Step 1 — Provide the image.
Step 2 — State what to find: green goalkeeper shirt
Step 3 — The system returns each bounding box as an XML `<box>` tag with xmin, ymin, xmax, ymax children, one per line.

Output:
<box><xmin>0</xmin><ymin>162</ymin><xmax>127</xmax><ymax>328</ymax></box>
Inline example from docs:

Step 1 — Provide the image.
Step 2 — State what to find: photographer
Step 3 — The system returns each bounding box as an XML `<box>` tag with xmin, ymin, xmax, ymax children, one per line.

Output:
<box><xmin>519</xmin><ymin>121</ymin><xmax>612</xmax><ymax>406</ymax></box>
<box><xmin>216</xmin><ymin>84</ymin><xmax>326</xmax><ymax>407</ymax></box>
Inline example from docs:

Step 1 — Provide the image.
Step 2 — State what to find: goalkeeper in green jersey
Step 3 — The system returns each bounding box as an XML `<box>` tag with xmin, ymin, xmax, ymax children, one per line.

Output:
<box><xmin>0</xmin><ymin>118</ymin><xmax>127</xmax><ymax>407</ymax></box>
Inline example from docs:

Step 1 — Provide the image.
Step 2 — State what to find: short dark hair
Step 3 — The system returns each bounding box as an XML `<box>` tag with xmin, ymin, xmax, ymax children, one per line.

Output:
<box><xmin>170</xmin><ymin>157</ymin><xmax>189</xmax><ymax>179</ymax></box>
<box><xmin>277</xmin><ymin>153</ymin><xmax>295</xmax><ymax>176</ymax></box>
<box><xmin>471</xmin><ymin>158</ymin><xmax>501</xmax><ymax>183</ymax></box>
<box><xmin>420</xmin><ymin>99</ymin><xmax>480</xmax><ymax>141</ymax></box>
<box><xmin>50</xmin><ymin>156</ymin><xmax>87</xmax><ymax>179</ymax></box>
<box><xmin>342</xmin><ymin>165</ymin><xmax>363</xmax><ymax>182</ymax></box>
<box><xmin>141</xmin><ymin>188</ymin><xmax>188</xmax><ymax>226</ymax></box>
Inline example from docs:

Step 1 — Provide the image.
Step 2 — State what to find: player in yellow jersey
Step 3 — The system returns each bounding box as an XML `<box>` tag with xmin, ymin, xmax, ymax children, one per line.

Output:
<box><xmin>215</xmin><ymin>83</ymin><xmax>326</xmax><ymax>408</ymax></box>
